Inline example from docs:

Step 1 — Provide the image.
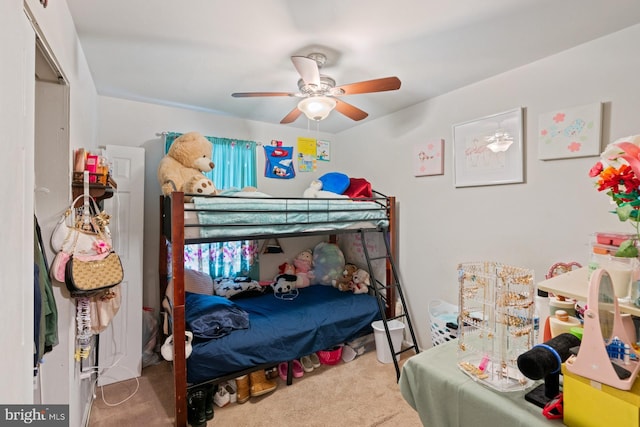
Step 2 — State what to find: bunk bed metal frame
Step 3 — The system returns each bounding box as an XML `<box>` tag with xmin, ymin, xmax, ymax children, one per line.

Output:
<box><xmin>159</xmin><ymin>191</ymin><xmax>419</xmax><ymax>427</ymax></box>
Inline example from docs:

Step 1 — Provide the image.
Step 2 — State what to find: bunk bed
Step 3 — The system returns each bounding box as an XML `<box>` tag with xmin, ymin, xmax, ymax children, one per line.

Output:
<box><xmin>159</xmin><ymin>190</ymin><xmax>398</xmax><ymax>427</ymax></box>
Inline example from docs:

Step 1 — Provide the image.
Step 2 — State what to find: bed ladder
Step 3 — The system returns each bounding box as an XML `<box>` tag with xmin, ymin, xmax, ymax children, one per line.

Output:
<box><xmin>359</xmin><ymin>228</ymin><xmax>420</xmax><ymax>381</ymax></box>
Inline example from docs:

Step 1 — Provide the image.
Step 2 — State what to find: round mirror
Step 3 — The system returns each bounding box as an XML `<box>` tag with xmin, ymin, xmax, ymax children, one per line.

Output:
<box><xmin>598</xmin><ymin>271</ymin><xmax>616</xmax><ymax>343</ymax></box>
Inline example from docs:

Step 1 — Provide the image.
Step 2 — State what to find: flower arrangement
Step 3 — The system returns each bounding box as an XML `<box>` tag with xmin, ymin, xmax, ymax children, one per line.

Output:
<box><xmin>589</xmin><ymin>135</ymin><xmax>640</xmax><ymax>257</ymax></box>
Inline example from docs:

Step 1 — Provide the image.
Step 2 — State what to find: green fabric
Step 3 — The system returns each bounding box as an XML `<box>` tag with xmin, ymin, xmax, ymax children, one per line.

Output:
<box><xmin>164</xmin><ymin>132</ymin><xmax>257</xmax><ymax>190</ymax></box>
<box><xmin>34</xmin><ymin>217</ymin><xmax>58</xmax><ymax>360</ymax></box>
<box><xmin>399</xmin><ymin>340</ymin><xmax>561</xmax><ymax>427</ymax></box>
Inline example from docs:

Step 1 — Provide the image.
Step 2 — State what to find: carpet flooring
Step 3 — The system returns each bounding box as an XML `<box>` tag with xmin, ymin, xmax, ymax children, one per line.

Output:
<box><xmin>88</xmin><ymin>350</ymin><xmax>422</xmax><ymax>426</ymax></box>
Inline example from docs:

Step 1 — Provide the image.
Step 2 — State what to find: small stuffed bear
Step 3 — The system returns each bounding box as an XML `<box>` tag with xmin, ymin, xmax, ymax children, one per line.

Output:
<box><xmin>157</xmin><ymin>131</ymin><xmax>218</xmax><ymax>197</ymax></box>
<box><xmin>293</xmin><ymin>249</ymin><xmax>313</xmax><ymax>288</ymax></box>
<box><xmin>351</xmin><ymin>269</ymin><xmax>371</xmax><ymax>294</ymax></box>
<box><xmin>332</xmin><ymin>263</ymin><xmax>358</xmax><ymax>292</ymax></box>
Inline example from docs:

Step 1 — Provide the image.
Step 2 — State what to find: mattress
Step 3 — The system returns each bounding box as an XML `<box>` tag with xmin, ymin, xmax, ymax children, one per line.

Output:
<box><xmin>186</xmin><ymin>285</ymin><xmax>381</xmax><ymax>384</ymax></box>
<box><xmin>183</xmin><ymin>192</ymin><xmax>389</xmax><ymax>241</ymax></box>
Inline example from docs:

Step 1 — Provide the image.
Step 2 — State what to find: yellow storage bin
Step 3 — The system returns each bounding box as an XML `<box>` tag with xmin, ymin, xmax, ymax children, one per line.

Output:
<box><xmin>562</xmin><ymin>364</ymin><xmax>640</xmax><ymax>426</ymax></box>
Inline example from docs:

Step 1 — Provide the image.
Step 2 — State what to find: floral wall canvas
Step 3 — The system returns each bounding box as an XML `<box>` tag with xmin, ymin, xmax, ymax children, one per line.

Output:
<box><xmin>538</xmin><ymin>102</ymin><xmax>602</xmax><ymax>160</ymax></box>
<box><xmin>413</xmin><ymin>139</ymin><xmax>444</xmax><ymax>177</ymax></box>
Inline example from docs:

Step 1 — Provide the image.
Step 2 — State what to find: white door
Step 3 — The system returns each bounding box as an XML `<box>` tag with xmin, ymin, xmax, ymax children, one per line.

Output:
<box><xmin>98</xmin><ymin>145</ymin><xmax>145</xmax><ymax>386</ymax></box>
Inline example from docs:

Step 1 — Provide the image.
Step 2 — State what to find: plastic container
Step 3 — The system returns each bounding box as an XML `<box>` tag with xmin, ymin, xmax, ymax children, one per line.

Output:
<box><xmin>595</xmin><ymin>232</ymin><xmax>638</xmax><ymax>247</ymax></box>
<box><xmin>372</xmin><ymin>319</ymin><xmax>404</xmax><ymax>363</ymax></box>
<box><xmin>428</xmin><ymin>299</ymin><xmax>460</xmax><ymax>346</ymax></box>
<box><xmin>317</xmin><ymin>345</ymin><xmax>343</xmax><ymax>365</ymax></box>
<box><xmin>549</xmin><ymin>310</ymin><xmax>581</xmax><ymax>338</ymax></box>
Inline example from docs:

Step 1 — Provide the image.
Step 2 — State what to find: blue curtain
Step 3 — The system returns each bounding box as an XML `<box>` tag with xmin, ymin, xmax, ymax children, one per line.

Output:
<box><xmin>165</xmin><ymin>132</ymin><xmax>259</xmax><ymax>279</ymax></box>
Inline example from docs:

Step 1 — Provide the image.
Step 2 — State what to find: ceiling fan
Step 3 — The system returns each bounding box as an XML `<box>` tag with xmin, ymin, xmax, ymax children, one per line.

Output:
<box><xmin>231</xmin><ymin>52</ymin><xmax>401</xmax><ymax>124</ymax></box>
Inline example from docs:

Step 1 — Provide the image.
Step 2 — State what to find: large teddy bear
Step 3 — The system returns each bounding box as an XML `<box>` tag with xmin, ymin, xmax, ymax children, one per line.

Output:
<box><xmin>157</xmin><ymin>131</ymin><xmax>218</xmax><ymax>196</ymax></box>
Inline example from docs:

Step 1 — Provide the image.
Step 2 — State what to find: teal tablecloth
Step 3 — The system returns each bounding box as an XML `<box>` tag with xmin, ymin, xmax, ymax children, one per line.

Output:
<box><xmin>399</xmin><ymin>340</ymin><xmax>564</xmax><ymax>426</ymax></box>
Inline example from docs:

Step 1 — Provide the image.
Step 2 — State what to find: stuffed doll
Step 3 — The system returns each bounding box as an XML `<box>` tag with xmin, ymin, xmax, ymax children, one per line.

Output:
<box><xmin>293</xmin><ymin>249</ymin><xmax>313</xmax><ymax>288</ymax></box>
<box><xmin>351</xmin><ymin>269</ymin><xmax>371</xmax><ymax>294</ymax></box>
<box><xmin>332</xmin><ymin>263</ymin><xmax>358</xmax><ymax>292</ymax></box>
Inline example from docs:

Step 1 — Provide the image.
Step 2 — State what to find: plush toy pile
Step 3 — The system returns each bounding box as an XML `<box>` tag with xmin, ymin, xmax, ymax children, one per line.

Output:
<box><xmin>270</xmin><ymin>244</ymin><xmax>371</xmax><ymax>296</ymax></box>
<box><xmin>157</xmin><ymin>131</ymin><xmax>218</xmax><ymax>197</ymax></box>
<box><xmin>332</xmin><ymin>263</ymin><xmax>358</xmax><ymax>292</ymax></box>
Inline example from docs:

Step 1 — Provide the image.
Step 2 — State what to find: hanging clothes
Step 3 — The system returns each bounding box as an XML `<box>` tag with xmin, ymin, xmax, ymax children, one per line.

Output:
<box><xmin>34</xmin><ymin>215</ymin><xmax>59</xmax><ymax>371</ymax></box>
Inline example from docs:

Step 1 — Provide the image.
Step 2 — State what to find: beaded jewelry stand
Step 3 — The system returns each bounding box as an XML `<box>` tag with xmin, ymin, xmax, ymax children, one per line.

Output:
<box><xmin>457</xmin><ymin>261</ymin><xmax>535</xmax><ymax>392</ymax></box>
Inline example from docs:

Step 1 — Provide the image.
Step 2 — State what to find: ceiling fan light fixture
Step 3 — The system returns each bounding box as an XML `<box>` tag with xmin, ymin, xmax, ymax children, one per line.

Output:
<box><xmin>486</xmin><ymin>128</ymin><xmax>514</xmax><ymax>153</ymax></box>
<box><xmin>297</xmin><ymin>96</ymin><xmax>336</xmax><ymax>121</ymax></box>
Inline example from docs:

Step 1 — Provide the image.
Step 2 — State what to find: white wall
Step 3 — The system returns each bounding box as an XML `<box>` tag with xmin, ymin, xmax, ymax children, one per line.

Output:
<box><xmin>1</xmin><ymin>0</ymin><xmax>99</xmax><ymax>424</ymax></box>
<box><xmin>0</xmin><ymin>0</ymin><xmax>35</xmax><ymax>404</ymax></box>
<box><xmin>333</xmin><ymin>24</ymin><xmax>640</xmax><ymax>349</ymax></box>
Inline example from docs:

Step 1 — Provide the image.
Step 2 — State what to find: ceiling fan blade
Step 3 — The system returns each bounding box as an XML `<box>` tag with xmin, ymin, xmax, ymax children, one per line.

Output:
<box><xmin>334</xmin><ymin>99</ymin><xmax>368</xmax><ymax>121</ymax></box>
<box><xmin>232</xmin><ymin>92</ymin><xmax>296</xmax><ymax>98</ymax></box>
<box><xmin>334</xmin><ymin>76</ymin><xmax>401</xmax><ymax>95</ymax></box>
<box><xmin>280</xmin><ymin>107</ymin><xmax>302</xmax><ymax>124</ymax></box>
<box><xmin>291</xmin><ymin>56</ymin><xmax>320</xmax><ymax>87</ymax></box>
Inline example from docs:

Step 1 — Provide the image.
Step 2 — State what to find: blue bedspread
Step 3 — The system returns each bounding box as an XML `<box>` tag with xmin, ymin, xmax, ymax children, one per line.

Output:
<box><xmin>186</xmin><ymin>285</ymin><xmax>381</xmax><ymax>384</ymax></box>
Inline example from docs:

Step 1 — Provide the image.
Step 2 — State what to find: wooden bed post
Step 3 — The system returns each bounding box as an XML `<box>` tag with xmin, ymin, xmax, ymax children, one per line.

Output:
<box><xmin>159</xmin><ymin>196</ymin><xmax>168</xmax><ymax>317</ymax></box>
<box><xmin>386</xmin><ymin>196</ymin><xmax>397</xmax><ymax>318</ymax></box>
<box><xmin>170</xmin><ymin>192</ymin><xmax>187</xmax><ymax>427</ymax></box>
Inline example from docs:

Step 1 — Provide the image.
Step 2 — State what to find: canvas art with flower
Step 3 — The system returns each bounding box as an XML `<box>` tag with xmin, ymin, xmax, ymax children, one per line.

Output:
<box><xmin>590</xmin><ymin>135</ymin><xmax>640</xmax><ymax>257</ymax></box>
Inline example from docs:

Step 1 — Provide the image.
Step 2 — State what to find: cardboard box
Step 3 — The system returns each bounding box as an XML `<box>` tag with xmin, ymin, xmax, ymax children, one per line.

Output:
<box><xmin>562</xmin><ymin>364</ymin><xmax>640</xmax><ymax>426</ymax></box>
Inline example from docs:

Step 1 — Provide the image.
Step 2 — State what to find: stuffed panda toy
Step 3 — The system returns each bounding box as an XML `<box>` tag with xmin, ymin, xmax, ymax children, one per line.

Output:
<box><xmin>271</xmin><ymin>274</ymin><xmax>298</xmax><ymax>300</ymax></box>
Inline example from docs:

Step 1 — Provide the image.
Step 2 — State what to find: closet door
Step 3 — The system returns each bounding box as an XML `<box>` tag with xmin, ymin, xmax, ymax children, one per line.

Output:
<box><xmin>98</xmin><ymin>145</ymin><xmax>145</xmax><ymax>386</ymax></box>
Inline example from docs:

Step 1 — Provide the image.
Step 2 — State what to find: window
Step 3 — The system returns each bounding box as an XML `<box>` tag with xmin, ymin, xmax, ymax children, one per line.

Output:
<box><xmin>165</xmin><ymin>133</ymin><xmax>259</xmax><ymax>278</ymax></box>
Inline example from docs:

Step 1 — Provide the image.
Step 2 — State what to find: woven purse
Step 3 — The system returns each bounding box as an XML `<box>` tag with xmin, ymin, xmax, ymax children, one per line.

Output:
<box><xmin>65</xmin><ymin>252</ymin><xmax>123</xmax><ymax>297</ymax></box>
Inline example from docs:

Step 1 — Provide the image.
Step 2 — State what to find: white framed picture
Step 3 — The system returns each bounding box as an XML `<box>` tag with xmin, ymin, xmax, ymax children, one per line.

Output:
<box><xmin>453</xmin><ymin>108</ymin><xmax>524</xmax><ymax>188</ymax></box>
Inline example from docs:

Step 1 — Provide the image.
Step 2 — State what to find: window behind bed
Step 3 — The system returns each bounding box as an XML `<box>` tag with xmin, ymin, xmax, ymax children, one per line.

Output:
<box><xmin>165</xmin><ymin>132</ymin><xmax>259</xmax><ymax>279</ymax></box>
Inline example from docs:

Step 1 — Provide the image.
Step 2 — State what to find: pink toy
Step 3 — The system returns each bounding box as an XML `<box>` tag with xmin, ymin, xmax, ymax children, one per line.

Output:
<box><xmin>293</xmin><ymin>249</ymin><xmax>313</xmax><ymax>288</ymax></box>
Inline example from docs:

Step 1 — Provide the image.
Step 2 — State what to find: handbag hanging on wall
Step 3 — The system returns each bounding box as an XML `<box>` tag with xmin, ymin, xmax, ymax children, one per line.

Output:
<box><xmin>65</xmin><ymin>251</ymin><xmax>124</xmax><ymax>297</ymax></box>
<box><xmin>51</xmin><ymin>195</ymin><xmax>112</xmax><ymax>255</ymax></box>
<box><xmin>50</xmin><ymin>193</ymin><xmax>123</xmax><ymax>297</ymax></box>
<box><xmin>89</xmin><ymin>286</ymin><xmax>122</xmax><ymax>334</ymax></box>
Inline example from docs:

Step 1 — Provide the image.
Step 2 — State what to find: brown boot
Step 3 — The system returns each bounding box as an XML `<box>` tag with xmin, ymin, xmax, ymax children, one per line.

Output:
<box><xmin>249</xmin><ymin>369</ymin><xmax>277</xmax><ymax>397</ymax></box>
<box><xmin>235</xmin><ymin>375</ymin><xmax>250</xmax><ymax>404</ymax></box>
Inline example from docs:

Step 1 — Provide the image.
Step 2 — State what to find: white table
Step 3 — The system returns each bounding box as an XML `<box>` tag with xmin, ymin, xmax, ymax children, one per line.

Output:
<box><xmin>537</xmin><ymin>267</ymin><xmax>640</xmax><ymax>317</ymax></box>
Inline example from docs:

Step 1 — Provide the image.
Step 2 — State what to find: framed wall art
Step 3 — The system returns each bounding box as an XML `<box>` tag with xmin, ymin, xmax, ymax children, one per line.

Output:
<box><xmin>538</xmin><ymin>102</ymin><xmax>602</xmax><ymax>160</ymax></box>
<box><xmin>453</xmin><ymin>108</ymin><xmax>524</xmax><ymax>188</ymax></box>
<box><xmin>413</xmin><ymin>139</ymin><xmax>444</xmax><ymax>177</ymax></box>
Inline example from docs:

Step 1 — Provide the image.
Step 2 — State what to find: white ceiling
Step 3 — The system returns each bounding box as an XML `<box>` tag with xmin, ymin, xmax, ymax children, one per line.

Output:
<box><xmin>66</xmin><ymin>0</ymin><xmax>640</xmax><ymax>134</ymax></box>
